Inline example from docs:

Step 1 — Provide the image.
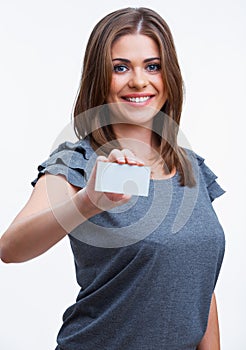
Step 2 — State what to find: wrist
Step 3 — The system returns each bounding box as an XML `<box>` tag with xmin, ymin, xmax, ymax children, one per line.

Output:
<box><xmin>74</xmin><ymin>188</ymin><xmax>102</xmax><ymax>219</ymax></box>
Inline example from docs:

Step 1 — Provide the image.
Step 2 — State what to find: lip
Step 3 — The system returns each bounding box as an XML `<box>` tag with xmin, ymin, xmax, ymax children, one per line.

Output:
<box><xmin>121</xmin><ymin>93</ymin><xmax>155</xmax><ymax>107</ymax></box>
<box><xmin>122</xmin><ymin>93</ymin><xmax>154</xmax><ymax>98</ymax></box>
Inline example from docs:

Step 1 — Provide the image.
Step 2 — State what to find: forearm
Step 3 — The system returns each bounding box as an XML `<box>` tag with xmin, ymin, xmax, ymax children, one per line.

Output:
<box><xmin>0</xmin><ymin>188</ymin><xmax>100</xmax><ymax>263</ymax></box>
<box><xmin>197</xmin><ymin>293</ymin><xmax>220</xmax><ymax>350</ymax></box>
<box><xmin>0</xmin><ymin>154</ymin><xmax>133</xmax><ymax>264</ymax></box>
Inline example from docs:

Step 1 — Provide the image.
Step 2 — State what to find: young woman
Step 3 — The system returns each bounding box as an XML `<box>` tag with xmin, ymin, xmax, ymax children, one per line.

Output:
<box><xmin>0</xmin><ymin>7</ymin><xmax>225</xmax><ymax>350</ymax></box>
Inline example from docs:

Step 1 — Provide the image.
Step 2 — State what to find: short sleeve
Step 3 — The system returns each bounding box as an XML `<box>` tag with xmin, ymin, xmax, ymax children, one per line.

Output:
<box><xmin>194</xmin><ymin>153</ymin><xmax>225</xmax><ymax>202</ymax></box>
<box><xmin>31</xmin><ymin>140</ymin><xmax>90</xmax><ymax>188</ymax></box>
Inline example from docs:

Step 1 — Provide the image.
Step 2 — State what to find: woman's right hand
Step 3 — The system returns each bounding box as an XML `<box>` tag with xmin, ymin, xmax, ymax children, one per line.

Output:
<box><xmin>84</xmin><ymin>148</ymin><xmax>144</xmax><ymax>212</ymax></box>
<box><xmin>0</xmin><ymin>149</ymin><xmax>144</xmax><ymax>263</ymax></box>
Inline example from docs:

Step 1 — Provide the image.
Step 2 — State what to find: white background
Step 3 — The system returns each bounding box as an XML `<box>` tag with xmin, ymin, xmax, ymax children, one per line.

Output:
<box><xmin>0</xmin><ymin>0</ymin><xmax>245</xmax><ymax>349</ymax></box>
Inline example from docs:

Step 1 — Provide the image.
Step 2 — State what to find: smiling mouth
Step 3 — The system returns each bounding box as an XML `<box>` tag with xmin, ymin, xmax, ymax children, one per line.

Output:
<box><xmin>122</xmin><ymin>96</ymin><xmax>153</xmax><ymax>103</ymax></box>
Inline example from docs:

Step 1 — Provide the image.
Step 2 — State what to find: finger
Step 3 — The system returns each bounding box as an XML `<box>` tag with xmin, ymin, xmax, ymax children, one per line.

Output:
<box><xmin>105</xmin><ymin>192</ymin><xmax>131</xmax><ymax>203</ymax></box>
<box><xmin>96</xmin><ymin>155</ymin><xmax>109</xmax><ymax>163</ymax></box>
<box><xmin>107</xmin><ymin>149</ymin><xmax>145</xmax><ymax>166</ymax></box>
<box><xmin>121</xmin><ymin>149</ymin><xmax>136</xmax><ymax>164</ymax></box>
<box><xmin>108</xmin><ymin>149</ymin><xmax>126</xmax><ymax>164</ymax></box>
<box><xmin>121</xmin><ymin>149</ymin><xmax>145</xmax><ymax>166</ymax></box>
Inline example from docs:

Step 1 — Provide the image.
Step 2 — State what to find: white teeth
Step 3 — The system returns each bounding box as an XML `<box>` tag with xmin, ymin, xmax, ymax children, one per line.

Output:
<box><xmin>125</xmin><ymin>96</ymin><xmax>151</xmax><ymax>103</ymax></box>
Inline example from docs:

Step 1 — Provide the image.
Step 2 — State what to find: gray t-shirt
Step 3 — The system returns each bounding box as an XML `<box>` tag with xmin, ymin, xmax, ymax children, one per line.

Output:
<box><xmin>32</xmin><ymin>138</ymin><xmax>225</xmax><ymax>350</ymax></box>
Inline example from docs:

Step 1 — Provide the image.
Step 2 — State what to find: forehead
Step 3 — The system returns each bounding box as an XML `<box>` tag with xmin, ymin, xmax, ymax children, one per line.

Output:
<box><xmin>111</xmin><ymin>34</ymin><xmax>160</xmax><ymax>59</ymax></box>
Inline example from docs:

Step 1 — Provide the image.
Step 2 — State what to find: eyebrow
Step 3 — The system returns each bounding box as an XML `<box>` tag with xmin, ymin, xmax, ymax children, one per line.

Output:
<box><xmin>112</xmin><ymin>57</ymin><xmax>160</xmax><ymax>63</ymax></box>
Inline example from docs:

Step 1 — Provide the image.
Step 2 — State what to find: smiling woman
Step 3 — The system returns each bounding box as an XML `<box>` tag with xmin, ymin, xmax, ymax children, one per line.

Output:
<box><xmin>0</xmin><ymin>7</ymin><xmax>225</xmax><ymax>350</ymax></box>
<box><xmin>108</xmin><ymin>34</ymin><xmax>166</xmax><ymax>118</ymax></box>
<box><xmin>74</xmin><ymin>8</ymin><xmax>195</xmax><ymax>187</ymax></box>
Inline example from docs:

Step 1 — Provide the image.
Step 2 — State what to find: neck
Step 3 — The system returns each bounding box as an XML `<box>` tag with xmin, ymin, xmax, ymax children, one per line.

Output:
<box><xmin>113</xmin><ymin>123</ymin><xmax>153</xmax><ymax>143</ymax></box>
<box><xmin>112</xmin><ymin>123</ymin><xmax>160</xmax><ymax>161</ymax></box>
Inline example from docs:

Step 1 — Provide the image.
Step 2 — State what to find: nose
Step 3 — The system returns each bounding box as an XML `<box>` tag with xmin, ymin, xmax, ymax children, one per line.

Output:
<box><xmin>128</xmin><ymin>69</ymin><xmax>148</xmax><ymax>89</ymax></box>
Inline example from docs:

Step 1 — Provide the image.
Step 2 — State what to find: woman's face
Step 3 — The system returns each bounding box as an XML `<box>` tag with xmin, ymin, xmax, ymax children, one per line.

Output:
<box><xmin>107</xmin><ymin>34</ymin><xmax>167</xmax><ymax>127</ymax></box>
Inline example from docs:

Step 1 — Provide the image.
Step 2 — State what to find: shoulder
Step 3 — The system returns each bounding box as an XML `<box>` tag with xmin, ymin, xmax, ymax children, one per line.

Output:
<box><xmin>183</xmin><ymin>148</ymin><xmax>225</xmax><ymax>202</ymax></box>
<box><xmin>31</xmin><ymin>137</ymin><xmax>94</xmax><ymax>188</ymax></box>
<box><xmin>50</xmin><ymin>136</ymin><xmax>94</xmax><ymax>158</ymax></box>
<box><xmin>183</xmin><ymin>147</ymin><xmax>205</xmax><ymax>163</ymax></box>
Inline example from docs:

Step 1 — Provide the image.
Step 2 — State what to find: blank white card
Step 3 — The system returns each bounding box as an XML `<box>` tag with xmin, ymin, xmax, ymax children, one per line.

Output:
<box><xmin>95</xmin><ymin>161</ymin><xmax>151</xmax><ymax>196</ymax></box>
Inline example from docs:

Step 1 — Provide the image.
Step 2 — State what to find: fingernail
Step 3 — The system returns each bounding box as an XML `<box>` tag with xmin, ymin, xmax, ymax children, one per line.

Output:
<box><xmin>117</xmin><ymin>157</ymin><xmax>125</xmax><ymax>163</ymax></box>
<box><xmin>127</xmin><ymin>158</ymin><xmax>137</xmax><ymax>164</ymax></box>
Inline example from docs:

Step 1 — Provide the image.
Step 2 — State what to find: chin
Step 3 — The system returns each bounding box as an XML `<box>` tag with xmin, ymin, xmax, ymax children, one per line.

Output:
<box><xmin>108</xmin><ymin>102</ymin><xmax>158</xmax><ymax>128</ymax></box>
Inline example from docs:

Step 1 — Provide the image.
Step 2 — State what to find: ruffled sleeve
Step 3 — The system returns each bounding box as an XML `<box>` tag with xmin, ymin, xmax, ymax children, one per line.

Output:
<box><xmin>194</xmin><ymin>152</ymin><xmax>225</xmax><ymax>202</ymax></box>
<box><xmin>31</xmin><ymin>140</ymin><xmax>92</xmax><ymax>188</ymax></box>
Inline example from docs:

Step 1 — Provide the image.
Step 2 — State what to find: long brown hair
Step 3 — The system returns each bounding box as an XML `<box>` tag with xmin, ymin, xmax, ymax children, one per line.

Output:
<box><xmin>73</xmin><ymin>7</ymin><xmax>195</xmax><ymax>187</ymax></box>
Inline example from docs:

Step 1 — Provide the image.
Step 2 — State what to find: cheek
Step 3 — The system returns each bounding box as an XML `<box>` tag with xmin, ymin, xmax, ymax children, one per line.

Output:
<box><xmin>154</xmin><ymin>76</ymin><xmax>165</xmax><ymax>92</ymax></box>
<box><xmin>155</xmin><ymin>78</ymin><xmax>167</xmax><ymax>104</ymax></box>
<box><xmin>110</xmin><ymin>75</ymin><xmax>127</xmax><ymax>92</ymax></box>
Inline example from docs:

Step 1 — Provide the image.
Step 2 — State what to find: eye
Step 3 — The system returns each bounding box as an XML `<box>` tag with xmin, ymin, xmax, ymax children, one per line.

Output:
<box><xmin>146</xmin><ymin>63</ymin><xmax>161</xmax><ymax>72</ymax></box>
<box><xmin>113</xmin><ymin>65</ymin><xmax>128</xmax><ymax>73</ymax></box>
